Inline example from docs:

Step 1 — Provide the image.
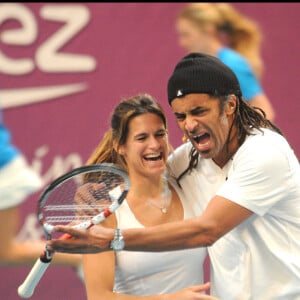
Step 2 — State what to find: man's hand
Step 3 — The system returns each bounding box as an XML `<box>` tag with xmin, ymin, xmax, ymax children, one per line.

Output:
<box><xmin>46</xmin><ymin>224</ymin><xmax>114</xmax><ymax>254</ymax></box>
<box><xmin>167</xmin><ymin>283</ymin><xmax>219</xmax><ymax>300</ymax></box>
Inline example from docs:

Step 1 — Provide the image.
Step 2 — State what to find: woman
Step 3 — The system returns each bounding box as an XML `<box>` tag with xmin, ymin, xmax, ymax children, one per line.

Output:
<box><xmin>175</xmin><ymin>3</ymin><xmax>275</xmax><ymax>121</ymax></box>
<box><xmin>82</xmin><ymin>94</ymin><xmax>217</xmax><ymax>299</ymax></box>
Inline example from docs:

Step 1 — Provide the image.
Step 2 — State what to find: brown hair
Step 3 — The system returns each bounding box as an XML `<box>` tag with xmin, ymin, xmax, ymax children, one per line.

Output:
<box><xmin>86</xmin><ymin>94</ymin><xmax>169</xmax><ymax>172</ymax></box>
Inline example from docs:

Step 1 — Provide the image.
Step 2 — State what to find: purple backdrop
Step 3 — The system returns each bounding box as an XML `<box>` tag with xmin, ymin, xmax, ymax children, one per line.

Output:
<box><xmin>0</xmin><ymin>3</ymin><xmax>299</xmax><ymax>299</ymax></box>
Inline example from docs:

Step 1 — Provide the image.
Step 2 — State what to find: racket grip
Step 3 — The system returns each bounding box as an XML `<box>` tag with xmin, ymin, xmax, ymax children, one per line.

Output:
<box><xmin>18</xmin><ymin>233</ymin><xmax>70</xmax><ymax>298</ymax></box>
<box><xmin>18</xmin><ymin>257</ymin><xmax>51</xmax><ymax>298</ymax></box>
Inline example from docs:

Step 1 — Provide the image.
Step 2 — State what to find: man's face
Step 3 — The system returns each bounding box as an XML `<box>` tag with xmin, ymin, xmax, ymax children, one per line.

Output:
<box><xmin>171</xmin><ymin>93</ymin><xmax>236</xmax><ymax>167</ymax></box>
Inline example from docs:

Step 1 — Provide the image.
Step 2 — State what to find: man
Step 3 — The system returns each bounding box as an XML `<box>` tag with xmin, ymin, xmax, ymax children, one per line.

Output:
<box><xmin>48</xmin><ymin>53</ymin><xmax>300</xmax><ymax>300</ymax></box>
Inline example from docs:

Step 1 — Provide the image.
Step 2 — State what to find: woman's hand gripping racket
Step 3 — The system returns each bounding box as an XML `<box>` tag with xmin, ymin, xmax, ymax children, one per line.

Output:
<box><xmin>18</xmin><ymin>163</ymin><xmax>129</xmax><ymax>299</ymax></box>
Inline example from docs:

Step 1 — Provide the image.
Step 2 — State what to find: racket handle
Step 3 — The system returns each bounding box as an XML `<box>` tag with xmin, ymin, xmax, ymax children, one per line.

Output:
<box><xmin>18</xmin><ymin>256</ymin><xmax>51</xmax><ymax>298</ymax></box>
<box><xmin>18</xmin><ymin>233</ymin><xmax>70</xmax><ymax>298</ymax></box>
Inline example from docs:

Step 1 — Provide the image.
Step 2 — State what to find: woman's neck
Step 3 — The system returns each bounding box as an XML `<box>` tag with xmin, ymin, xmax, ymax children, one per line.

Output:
<box><xmin>128</xmin><ymin>175</ymin><xmax>166</xmax><ymax>199</ymax></box>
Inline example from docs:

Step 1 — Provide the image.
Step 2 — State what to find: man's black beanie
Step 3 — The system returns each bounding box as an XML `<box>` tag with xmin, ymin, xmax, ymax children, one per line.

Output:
<box><xmin>167</xmin><ymin>52</ymin><xmax>242</xmax><ymax>105</ymax></box>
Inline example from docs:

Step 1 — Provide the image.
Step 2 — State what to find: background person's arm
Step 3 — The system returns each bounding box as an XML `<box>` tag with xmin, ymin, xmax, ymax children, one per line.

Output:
<box><xmin>248</xmin><ymin>93</ymin><xmax>275</xmax><ymax>122</ymax></box>
<box><xmin>0</xmin><ymin>206</ymin><xmax>82</xmax><ymax>267</ymax></box>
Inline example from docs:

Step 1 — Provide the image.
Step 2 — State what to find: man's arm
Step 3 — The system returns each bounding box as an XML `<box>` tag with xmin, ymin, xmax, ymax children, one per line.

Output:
<box><xmin>123</xmin><ymin>195</ymin><xmax>252</xmax><ymax>251</ymax></box>
<box><xmin>47</xmin><ymin>196</ymin><xmax>253</xmax><ymax>253</ymax></box>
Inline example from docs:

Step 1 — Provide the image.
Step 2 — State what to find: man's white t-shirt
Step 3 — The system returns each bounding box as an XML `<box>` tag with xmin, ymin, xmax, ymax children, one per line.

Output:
<box><xmin>167</xmin><ymin>128</ymin><xmax>300</xmax><ymax>300</ymax></box>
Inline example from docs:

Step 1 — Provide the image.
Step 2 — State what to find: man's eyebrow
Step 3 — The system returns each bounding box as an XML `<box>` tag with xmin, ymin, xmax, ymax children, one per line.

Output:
<box><xmin>174</xmin><ymin>111</ymin><xmax>185</xmax><ymax>115</ymax></box>
<box><xmin>174</xmin><ymin>106</ymin><xmax>205</xmax><ymax>114</ymax></box>
<box><xmin>190</xmin><ymin>106</ymin><xmax>204</xmax><ymax>112</ymax></box>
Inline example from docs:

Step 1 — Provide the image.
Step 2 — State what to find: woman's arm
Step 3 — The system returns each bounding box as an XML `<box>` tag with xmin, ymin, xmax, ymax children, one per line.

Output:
<box><xmin>83</xmin><ymin>251</ymin><xmax>116</xmax><ymax>300</ymax></box>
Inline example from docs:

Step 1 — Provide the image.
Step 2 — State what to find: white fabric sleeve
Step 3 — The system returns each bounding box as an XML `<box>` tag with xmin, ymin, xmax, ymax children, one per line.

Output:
<box><xmin>216</xmin><ymin>133</ymin><xmax>293</xmax><ymax>216</ymax></box>
<box><xmin>167</xmin><ymin>142</ymin><xmax>193</xmax><ymax>178</ymax></box>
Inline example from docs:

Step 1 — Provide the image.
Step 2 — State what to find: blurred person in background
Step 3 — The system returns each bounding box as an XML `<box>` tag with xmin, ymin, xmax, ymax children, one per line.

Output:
<box><xmin>175</xmin><ymin>2</ymin><xmax>275</xmax><ymax>122</ymax></box>
<box><xmin>0</xmin><ymin>109</ymin><xmax>83</xmax><ymax>279</ymax></box>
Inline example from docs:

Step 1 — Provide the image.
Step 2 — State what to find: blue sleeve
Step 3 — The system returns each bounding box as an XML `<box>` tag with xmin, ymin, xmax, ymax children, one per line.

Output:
<box><xmin>0</xmin><ymin>112</ymin><xmax>20</xmax><ymax>167</ymax></box>
<box><xmin>218</xmin><ymin>49</ymin><xmax>263</xmax><ymax>101</ymax></box>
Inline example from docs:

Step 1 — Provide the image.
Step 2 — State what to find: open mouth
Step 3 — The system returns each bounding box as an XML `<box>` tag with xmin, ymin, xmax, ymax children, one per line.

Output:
<box><xmin>191</xmin><ymin>132</ymin><xmax>211</xmax><ymax>153</ymax></box>
<box><xmin>143</xmin><ymin>153</ymin><xmax>163</xmax><ymax>161</ymax></box>
<box><xmin>193</xmin><ymin>132</ymin><xmax>210</xmax><ymax>145</ymax></box>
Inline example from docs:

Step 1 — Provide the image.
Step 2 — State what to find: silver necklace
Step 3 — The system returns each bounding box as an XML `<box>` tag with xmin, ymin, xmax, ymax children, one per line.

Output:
<box><xmin>147</xmin><ymin>177</ymin><xmax>171</xmax><ymax>214</ymax></box>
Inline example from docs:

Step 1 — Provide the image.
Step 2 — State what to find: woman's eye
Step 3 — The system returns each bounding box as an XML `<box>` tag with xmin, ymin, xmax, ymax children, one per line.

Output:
<box><xmin>156</xmin><ymin>131</ymin><xmax>167</xmax><ymax>138</ymax></box>
<box><xmin>137</xmin><ymin>137</ymin><xmax>146</xmax><ymax>141</ymax></box>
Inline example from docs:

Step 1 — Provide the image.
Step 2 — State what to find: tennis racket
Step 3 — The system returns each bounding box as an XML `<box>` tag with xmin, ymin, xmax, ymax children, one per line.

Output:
<box><xmin>18</xmin><ymin>163</ymin><xmax>129</xmax><ymax>299</ymax></box>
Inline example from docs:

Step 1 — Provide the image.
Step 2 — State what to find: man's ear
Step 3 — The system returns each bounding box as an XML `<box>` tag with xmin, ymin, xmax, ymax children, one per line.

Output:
<box><xmin>225</xmin><ymin>95</ymin><xmax>237</xmax><ymax>116</ymax></box>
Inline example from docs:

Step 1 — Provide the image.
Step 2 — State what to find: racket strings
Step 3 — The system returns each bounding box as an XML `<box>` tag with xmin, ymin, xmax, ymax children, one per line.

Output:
<box><xmin>41</xmin><ymin>170</ymin><xmax>126</xmax><ymax>227</ymax></box>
